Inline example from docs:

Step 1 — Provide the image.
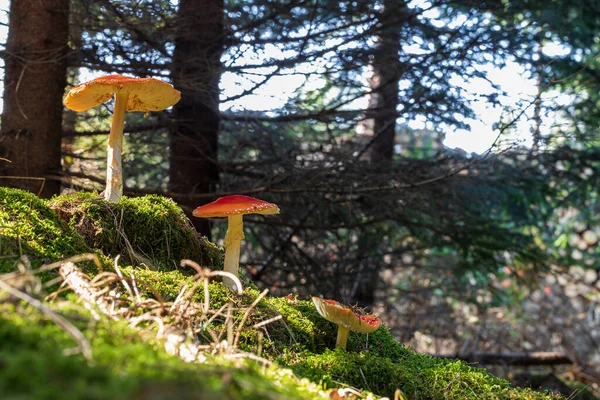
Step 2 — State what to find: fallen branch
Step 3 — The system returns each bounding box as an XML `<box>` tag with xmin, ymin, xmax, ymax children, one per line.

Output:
<box><xmin>431</xmin><ymin>351</ymin><xmax>573</xmax><ymax>366</ymax></box>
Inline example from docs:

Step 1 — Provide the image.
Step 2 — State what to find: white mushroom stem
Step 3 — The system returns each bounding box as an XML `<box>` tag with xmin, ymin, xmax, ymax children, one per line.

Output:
<box><xmin>223</xmin><ymin>214</ymin><xmax>245</xmax><ymax>291</ymax></box>
<box><xmin>336</xmin><ymin>325</ymin><xmax>351</xmax><ymax>349</ymax></box>
<box><xmin>104</xmin><ymin>91</ymin><xmax>129</xmax><ymax>202</ymax></box>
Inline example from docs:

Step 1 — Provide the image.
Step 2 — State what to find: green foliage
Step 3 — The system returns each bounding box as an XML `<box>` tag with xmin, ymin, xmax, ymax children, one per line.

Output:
<box><xmin>49</xmin><ymin>192</ymin><xmax>222</xmax><ymax>270</ymax></box>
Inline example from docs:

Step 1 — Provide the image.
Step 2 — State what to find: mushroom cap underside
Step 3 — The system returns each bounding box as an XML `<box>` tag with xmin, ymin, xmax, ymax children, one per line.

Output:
<box><xmin>192</xmin><ymin>195</ymin><xmax>280</xmax><ymax>218</ymax></box>
<box><xmin>64</xmin><ymin>74</ymin><xmax>181</xmax><ymax>112</ymax></box>
<box><xmin>312</xmin><ymin>296</ymin><xmax>381</xmax><ymax>334</ymax></box>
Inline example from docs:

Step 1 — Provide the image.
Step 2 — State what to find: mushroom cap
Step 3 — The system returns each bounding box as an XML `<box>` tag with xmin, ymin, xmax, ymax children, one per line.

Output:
<box><xmin>312</xmin><ymin>296</ymin><xmax>380</xmax><ymax>334</ymax></box>
<box><xmin>192</xmin><ymin>195</ymin><xmax>280</xmax><ymax>218</ymax></box>
<box><xmin>64</xmin><ymin>74</ymin><xmax>181</xmax><ymax>112</ymax></box>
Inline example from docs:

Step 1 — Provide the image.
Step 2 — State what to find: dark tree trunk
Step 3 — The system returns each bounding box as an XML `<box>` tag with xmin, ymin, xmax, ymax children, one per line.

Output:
<box><xmin>368</xmin><ymin>0</ymin><xmax>403</xmax><ymax>164</ymax></box>
<box><xmin>354</xmin><ymin>0</ymin><xmax>404</xmax><ymax>307</ymax></box>
<box><xmin>351</xmin><ymin>228</ymin><xmax>383</xmax><ymax>308</ymax></box>
<box><xmin>0</xmin><ymin>0</ymin><xmax>70</xmax><ymax>197</ymax></box>
<box><xmin>169</xmin><ymin>0</ymin><xmax>223</xmax><ymax>238</ymax></box>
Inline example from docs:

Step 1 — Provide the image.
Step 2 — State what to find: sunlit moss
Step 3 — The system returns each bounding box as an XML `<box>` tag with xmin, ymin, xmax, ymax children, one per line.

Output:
<box><xmin>0</xmin><ymin>303</ymin><xmax>325</xmax><ymax>400</ymax></box>
<box><xmin>0</xmin><ymin>187</ymin><xmax>92</xmax><ymax>274</ymax></box>
<box><xmin>49</xmin><ymin>192</ymin><xmax>222</xmax><ymax>270</ymax></box>
<box><xmin>281</xmin><ymin>349</ymin><xmax>562</xmax><ymax>400</ymax></box>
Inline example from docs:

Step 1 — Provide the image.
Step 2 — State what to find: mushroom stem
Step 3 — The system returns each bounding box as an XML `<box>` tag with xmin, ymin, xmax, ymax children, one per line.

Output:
<box><xmin>223</xmin><ymin>214</ymin><xmax>245</xmax><ymax>291</ymax></box>
<box><xmin>104</xmin><ymin>92</ymin><xmax>129</xmax><ymax>202</ymax></box>
<box><xmin>335</xmin><ymin>325</ymin><xmax>351</xmax><ymax>349</ymax></box>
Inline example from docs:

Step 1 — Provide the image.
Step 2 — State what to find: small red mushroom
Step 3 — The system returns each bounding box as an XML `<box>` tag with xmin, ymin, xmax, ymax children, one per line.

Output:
<box><xmin>312</xmin><ymin>296</ymin><xmax>381</xmax><ymax>350</ymax></box>
<box><xmin>193</xmin><ymin>195</ymin><xmax>279</xmax><ymax>291</ymax></box>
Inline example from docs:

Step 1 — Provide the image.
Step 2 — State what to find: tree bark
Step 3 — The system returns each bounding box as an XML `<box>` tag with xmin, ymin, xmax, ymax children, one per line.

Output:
<box><xmin>368</xmin><ymin>0</ymin><xmax>403</xmax><ymax>164</ymax></box>
<box><xmin>353</xmin><ymin>0</ymin><xmax>405</xmax><ymax>307</ymax></box>
<box><xmin>169</xmin><ymin>0</ymin><xmax>223</xmax><ymax>238</ymax></box>
<box><xmin>0</xmin><ymin>0</ymin><xmax>70</xmax><ymax>197</ymax></box>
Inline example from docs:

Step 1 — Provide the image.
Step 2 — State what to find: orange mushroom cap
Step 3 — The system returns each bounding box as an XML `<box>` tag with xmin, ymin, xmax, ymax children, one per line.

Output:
<box><xmin>64</xmin><ymin>74</ymin><xmax>181</xmax><ymax>113</ymax></box>
<box><xmin>192</xmin><ymin>195</ymin><xmax>280</xmax><ymax>218</ymax></box>
<box><xmin>312</xmin><ymin>296</ymin><xmax>380</xmax><ymax>334</ymax></box>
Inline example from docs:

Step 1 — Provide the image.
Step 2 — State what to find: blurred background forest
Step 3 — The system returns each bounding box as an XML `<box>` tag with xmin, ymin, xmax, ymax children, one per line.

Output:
<box><xmin>0</xmin><ymin>0</ymin><xmax>599</xmax><ymax>395</ymax></box>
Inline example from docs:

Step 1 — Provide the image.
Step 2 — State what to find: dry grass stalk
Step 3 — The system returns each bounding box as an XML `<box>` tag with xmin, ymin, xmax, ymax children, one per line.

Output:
<box><xmin>58</xmin><ymin>258</ymin><xmax>276</xmax><ymax>366</ymax></box>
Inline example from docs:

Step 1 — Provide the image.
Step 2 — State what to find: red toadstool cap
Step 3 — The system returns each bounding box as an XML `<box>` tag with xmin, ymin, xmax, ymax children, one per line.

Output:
<box><xmin>192</xmin><ymin>195</ymin><xmax>279</xmax><ymax>218</ymax></box>
<box><xmin>312</xmin><ymin>296</ymin><xmax>380</xmax><ymax>334</ymax></box>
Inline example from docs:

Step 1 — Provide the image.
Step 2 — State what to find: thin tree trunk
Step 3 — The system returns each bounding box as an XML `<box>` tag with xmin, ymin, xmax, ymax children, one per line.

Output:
<box><xmin>531</xmin><ymin>28</ymin><xmax>543</xmax><ymax>154</ymax></box>
<box><xmin>0</xmin><ymin>0</ymin><xmax>70</xmax><ymax>197</ymax></box>
<box><xmin>368</xmin><ymin>0</ymin><xmax>403</xmax><ymax>164</ymax></box>
<box><xmin>61</xmin><ymin>5</ymin><xmax>87</xmax><ymax>188</ymax></box>
<box><xmin>169</xmin><ymin>0</ymin><xmax>223</xmax><ymax>238</ymax></box>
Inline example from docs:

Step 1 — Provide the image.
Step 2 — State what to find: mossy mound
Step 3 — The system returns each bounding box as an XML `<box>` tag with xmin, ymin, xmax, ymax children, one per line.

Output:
<box><xmin>49</xmin><ymin>192</ymin><xmax>222</xmax><ymax>270</ymax></box>
<box><xmin>0</xmin><ymin>187</ymin><xmax>91</xmax><ymax>274</ymax></box>
<box><xmin>118</xmin><ymin>268</ymin><xmax>331</xmax><ymax>353</ymax></box>
<box><xmin>122</xmin><ymin>268</ymin><xmax>408</xmax><ymax>359</ymax></box>
<box><xmin>0</xmin><ymin>303</ymin><xmax>325</xmax><ymax>400</ymax></box>
<box><xmin>0</xmin><ymin>187</ymin><xmax>563</xmax><ymax>400</ymax></box>
<box><xmin>113</xmin><ymin>268</ymin><xmax>561</xmax><ymax>400</ymax></box>
<box><xmin>283</xmin><ymin>349</ymin><xmax>562</xmax><ymax>399</ymax></box>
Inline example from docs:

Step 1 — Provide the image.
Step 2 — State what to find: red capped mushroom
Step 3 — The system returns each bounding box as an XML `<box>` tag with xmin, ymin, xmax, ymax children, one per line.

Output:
<box><xmin>312</xmin><ymin>296</ymin><xmax>381</xmax><ymax>349</ymax></box>
<box><xmin>193</xmin><ymin>195</ymin><xmax>279</xmax><ymax>291</ymax></box>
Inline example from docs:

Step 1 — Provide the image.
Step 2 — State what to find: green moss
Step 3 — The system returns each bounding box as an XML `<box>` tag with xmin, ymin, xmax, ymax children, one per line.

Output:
<box><xmin>49</xmin><ymin>192</ymin><xmax>222</xmax><ymax>270</ymax></box>
<box><xmin>122</xmin><ymin>266</ymin><xmax>231</xmax><ymax>304</ymax></box>
<box><xmin>0</xmin><ymin>187</ymin><xmax>91</xmax><ymax>274</ymax></box>
<box><xmin>0</xmin><ymin>303</ymin><xmax>325</xmax><ymax>400</ymax></box>
<box><xmin>283</xmin><ymin>349</ymin><xmax>398</xmax><ymax>396</ymax></box>
<box><xmin>347</xmin><ymin>325</ymin><xmax>411</xmax><ymax>359</ymax></box>
<box><xmin>281</xmin><ymin>349</ymin><xmax>562</xmax><ymax>400</ymax></box>
<box><xmin>117</xmin><ymin>270</ymin><xmax>327</xmax><ymax>355</ymax></box>
<box><xmin>262</xmin><ymin>297</ymin><xmax>340</xmax><ymax>353</ymax></box>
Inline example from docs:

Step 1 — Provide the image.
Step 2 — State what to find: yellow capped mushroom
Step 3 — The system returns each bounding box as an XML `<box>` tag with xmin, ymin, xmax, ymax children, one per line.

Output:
<box><xmin>64</xmin><ymin>75</ymin><xmax>180</xmax><ymax>202</ymax></box>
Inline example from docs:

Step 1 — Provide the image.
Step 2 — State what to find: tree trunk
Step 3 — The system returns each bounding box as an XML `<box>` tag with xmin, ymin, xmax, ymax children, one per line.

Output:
<box><xmin>354</xmin><ymin>0</ymin><xmax>404</xmax><ymax>306</ymax></box>
<box><xmin>0</xmin><ymin>0</ymin><xmax>70</xmax><ymax>197</ymax></box>
<box><xmin>531</xmin><ymin>28</ymin><xmax>543</xmax><ymax>154</ymax></box>
<box><xmin>368</xmin><ymin>0</ymin><xmax>403</xmax><ymax>164</ymax></box>
<box><xmin>169</xmin><ymin>0</ymin><xmax>223</xmax><ymax>238</ymax></box>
